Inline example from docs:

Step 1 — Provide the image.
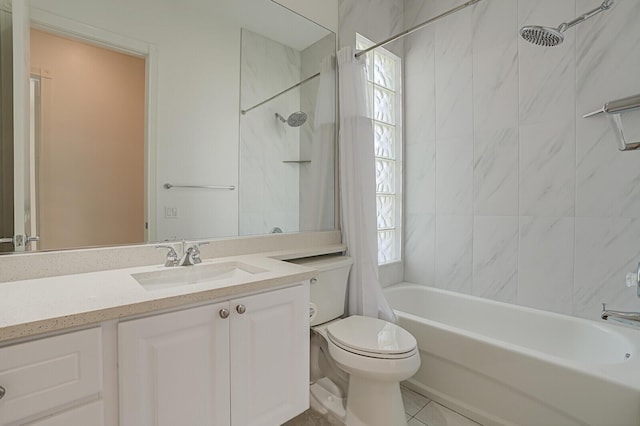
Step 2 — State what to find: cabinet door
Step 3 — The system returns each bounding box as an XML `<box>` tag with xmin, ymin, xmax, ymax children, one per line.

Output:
<box><xmin>0</xmin><ymin>328</ymin><xmax>102</xmax><ymax>426</ymax></box>
<box><xmin>118</xmin><ymin>302</ymin><xmax>230</xmax><ymax>426</ymax></box>
<box><xmin>26</xmin><ymin>400</ymin><xmax>104</xmax><ymax>426</ymax></box>
<box><xmin>230</xmin><ymin>284</ymin><xmax>309</xmax><ymax>426</ymax></box>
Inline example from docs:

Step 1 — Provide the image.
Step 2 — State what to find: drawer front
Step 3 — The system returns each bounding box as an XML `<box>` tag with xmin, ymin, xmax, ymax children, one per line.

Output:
<box><xmin>25</xmin><ymin>400</ymin><xmax>104</xmax><ymax>426</ymax></box>
<box><xmin>0</xmin><ymin>328</ymin><xmax>103</xmax><ymax>425</ymax></box>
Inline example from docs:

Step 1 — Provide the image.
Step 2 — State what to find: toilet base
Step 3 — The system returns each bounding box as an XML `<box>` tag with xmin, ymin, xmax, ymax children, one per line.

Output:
<box><xmin>310</xmin><ymin>379</ymin><xmax>346</xmax><ymax>421</ymax></box>
<box><xmin>344</xmin><ymin>376</ymin><xmax>407</xmax><ymax>426</ymax></box>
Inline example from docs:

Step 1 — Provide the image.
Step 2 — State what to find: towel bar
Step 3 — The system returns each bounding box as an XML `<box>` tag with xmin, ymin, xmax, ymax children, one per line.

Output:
<box><xmin>583</xmin><ymin>93</ymin><xmax>640</xmax><ymax>151</ymax></box>
<box><xmin>164</xmin><ymin>183</ymin><xmax>235</xmax><ymax>190</ymax></box>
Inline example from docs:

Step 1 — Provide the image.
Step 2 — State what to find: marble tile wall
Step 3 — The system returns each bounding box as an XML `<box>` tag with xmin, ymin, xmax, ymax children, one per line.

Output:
<box><xmin>339</xmin><ymin>0</ymin><xmax>404</xmax><ymax>56</ymax></box>
<box><xmin>403</xmin><ymin>0</ymin><xmax>640</xmax><ymax>320</ymax></box>
<box><xmin>239</xmin><ymin>30</ymin><xmax>301</xmax><ymax>235</ymax></box>
<box><xmin>299</xmin><ymin>34</ymin><xmax>336</xmax><ymax>233</ymax></box>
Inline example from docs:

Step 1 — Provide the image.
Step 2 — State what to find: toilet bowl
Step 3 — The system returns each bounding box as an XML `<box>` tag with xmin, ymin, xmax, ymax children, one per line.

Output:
<box><xmin>320</xmin><ymin>316</ymin><xmax>420</xmax><ymax>426</ymax></box>
<box><xmin>292</xmin><ymin>255</ymin><xmax>421</xmax><ymax>426</ymax></box>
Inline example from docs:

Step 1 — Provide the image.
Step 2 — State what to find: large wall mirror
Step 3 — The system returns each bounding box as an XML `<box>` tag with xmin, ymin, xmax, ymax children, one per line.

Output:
<box><xmin>0</xmin><ymin>0</ymin><xmax>336</xmax><ymax>254</ymax></box>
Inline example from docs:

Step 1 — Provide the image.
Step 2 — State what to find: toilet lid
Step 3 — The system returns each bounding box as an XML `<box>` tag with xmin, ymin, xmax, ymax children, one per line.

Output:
<box><xmin>326</xmin><ymin>316</ymin><xmax>417</xmax><ymax>358</ymax></box>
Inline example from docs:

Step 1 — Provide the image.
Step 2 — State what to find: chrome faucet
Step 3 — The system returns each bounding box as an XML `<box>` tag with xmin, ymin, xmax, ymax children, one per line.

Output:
<box><xmin>601</xmin><ymin>303</ymin><xmax>640</xmax><ymax>324</ymax></box>
<box><xmin>177</xmin><ymin>242</ymin><xmax>209</xmax><ymax>266</ymax></box>
<box><xmin>156</xmin><ymin>245</ymin><xmax>179</xmax><ymax>267</ymax></box>
<box><xmin>600</xmin><ymin>262</ymin><xmax>640</xmax><ymax>324</ymax></box>
<box><xmin>156</xmin><ymin>241</ymin><xmax>209</xmax><ymax>267</ymax></box>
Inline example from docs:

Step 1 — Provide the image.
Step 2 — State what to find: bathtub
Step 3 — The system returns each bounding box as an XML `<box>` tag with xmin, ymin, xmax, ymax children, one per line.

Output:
<box><xmin>384</xmin><ymin>283</ymin><xmax>640</xmax><ymax>426</ymax></box>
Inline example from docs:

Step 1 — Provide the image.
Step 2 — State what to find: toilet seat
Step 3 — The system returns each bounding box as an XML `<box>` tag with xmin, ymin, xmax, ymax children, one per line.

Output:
<box><xmin>326</xmin><ymin>316</ymin><xmax>417</xmax><ymax>360</ymax></box>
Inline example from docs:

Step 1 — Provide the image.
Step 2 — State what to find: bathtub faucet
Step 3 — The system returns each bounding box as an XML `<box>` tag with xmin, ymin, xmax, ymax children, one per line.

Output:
<box><xmin>601</xmin><ymin>303</ymin><xmax>640</xmax><ymax>324</ymax></box>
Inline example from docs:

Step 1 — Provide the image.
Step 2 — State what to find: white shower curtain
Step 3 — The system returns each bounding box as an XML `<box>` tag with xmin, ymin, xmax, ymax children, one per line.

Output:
<box><xmin>337</xmin><ymin>47</ymin><xmax>396</xmax><ymax>322</ymax></box>
<box><xmin>307</xmin><ymin>55</ymin><xmax>336</xmax><ymax>231</ymax></box>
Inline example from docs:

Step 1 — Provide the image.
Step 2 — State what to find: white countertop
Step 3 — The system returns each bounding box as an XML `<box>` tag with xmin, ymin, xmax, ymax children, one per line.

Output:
<box><xmin>0</xmin><ymin>254</ymin><xmax>316</xmax><ymax>344</ymax></box>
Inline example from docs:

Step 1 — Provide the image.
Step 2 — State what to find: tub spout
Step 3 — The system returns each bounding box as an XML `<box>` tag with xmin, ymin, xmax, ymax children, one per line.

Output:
<box><xmin>601</xmin><ymin>303</ymin><xmax>640</xmax><ymax>323</ymax></box>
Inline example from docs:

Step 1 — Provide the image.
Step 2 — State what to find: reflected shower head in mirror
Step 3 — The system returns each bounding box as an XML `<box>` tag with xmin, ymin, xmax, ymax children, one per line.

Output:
<box><xmin>520</xmin><ymin>0</ymin><xmax>614</xmax><ymax>47</ymax></box>
<box><xmin>275</xmin><ymin>111</ymin><xmax>308</xmax><ymax>127</ymax></box>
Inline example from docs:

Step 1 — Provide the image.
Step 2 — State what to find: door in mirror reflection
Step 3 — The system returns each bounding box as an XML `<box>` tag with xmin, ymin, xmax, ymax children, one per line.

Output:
<box><xmin>30</xmin><ymin>29</ymin><xmax>146</xmax><ymax>250</ymax></box>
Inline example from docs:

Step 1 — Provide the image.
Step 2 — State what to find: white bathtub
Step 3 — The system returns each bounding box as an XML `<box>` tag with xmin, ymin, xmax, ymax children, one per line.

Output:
<box><xmin>384</xmin><ymin>283</ymin><xmax>640</xmax><ymax>426</ymax></box>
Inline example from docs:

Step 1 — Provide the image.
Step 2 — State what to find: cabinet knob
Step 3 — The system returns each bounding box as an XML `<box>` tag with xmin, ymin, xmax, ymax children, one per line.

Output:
<box><xmin>219</xmin><ymin>308</ymin><xmax>230</xmax><ymax>319</ymax></box>
<box><xmin>0</xmin><ymin>385</ymin><xmax>5</xmax><ymax>400</ymax></box>
<box><xmin>236</xmin><ymin>304</ymin><xmax>246</xmax><ymax>314</ymax></box>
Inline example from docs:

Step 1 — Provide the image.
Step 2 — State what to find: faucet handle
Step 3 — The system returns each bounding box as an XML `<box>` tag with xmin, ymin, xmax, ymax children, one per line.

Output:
<box><xmin>625</xmin><ymin>261</ymin><xmax>640</xmax><ymax>298</ymax></box>
<box><xmin>156</xmin><ymin>245</ymin><xmax>179</xmax><ymax>267</ymax></box>
<box><xmin>188</xmin><ymin>242</ymin><xmax>209</xmax><ymax>265</ymax></box>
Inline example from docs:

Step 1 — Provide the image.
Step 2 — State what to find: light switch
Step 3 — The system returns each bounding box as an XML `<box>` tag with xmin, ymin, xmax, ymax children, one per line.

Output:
<box><xmin>164</xmin><ymin>206</ymin><xmax>178</xmax><ymax>219</ymax></box>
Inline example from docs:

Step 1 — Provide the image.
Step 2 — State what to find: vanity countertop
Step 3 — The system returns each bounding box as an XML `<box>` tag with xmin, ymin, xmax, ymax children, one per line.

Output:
<box><xmin>0</xmin><ymin>254</ymin><xmax>317</xmax><ymax>344</ymax></box>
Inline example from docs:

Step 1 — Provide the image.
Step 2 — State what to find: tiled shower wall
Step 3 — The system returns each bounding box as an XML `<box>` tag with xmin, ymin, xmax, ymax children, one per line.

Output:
<box><xmin>240</xmin><ymin>30</ymin><xmax>301</xmax><ymax>236</ymax></box>
<box><xmin>299</xmin><ymin>34</ymin><xmax>337</xmax><ymax>233</ymax></box>
<box><xmin>240</xmin><ymin>30</ymin><xmax>336</xmax><ymax>236</ymax></box>
<box><xmin>403</xmin><ymin>0</ymin><xmax>640</xmax><ymax>320</ymax></box>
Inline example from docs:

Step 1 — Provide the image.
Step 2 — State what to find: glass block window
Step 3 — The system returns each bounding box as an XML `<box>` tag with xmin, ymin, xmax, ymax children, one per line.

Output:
<box><xmin>357</xmin><ymin>34</ymin><xmax>403</xmax><ymax>265</ymax></box>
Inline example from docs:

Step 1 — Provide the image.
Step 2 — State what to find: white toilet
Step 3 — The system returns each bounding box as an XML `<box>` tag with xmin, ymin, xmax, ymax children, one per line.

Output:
<box><xmin>293</xmin><ymin>255</ymin><xmax>420</xmax><ymax>426</ymax></box>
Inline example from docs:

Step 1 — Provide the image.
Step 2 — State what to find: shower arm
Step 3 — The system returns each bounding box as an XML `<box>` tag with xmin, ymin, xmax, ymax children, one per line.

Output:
<box><xmin>557</xmin><ymin>0</ymin><xmax>614</xmax><ymax>32</ymax></box>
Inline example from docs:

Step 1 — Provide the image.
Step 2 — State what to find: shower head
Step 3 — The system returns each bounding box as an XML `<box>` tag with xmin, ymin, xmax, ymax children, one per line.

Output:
<box><xmin>276</xmin><ymin>111</ymin><xmax>308</xmax><ymax>127</ymax></box>
<box><xmin>520</xmin><ymin>0</ymin><xmax>614</xmax><ymax>47</ymax></box>
<box><xmin>520</xmin><ymin>25</ymin><xmax>564</xmax><ymax>47</ymax></box>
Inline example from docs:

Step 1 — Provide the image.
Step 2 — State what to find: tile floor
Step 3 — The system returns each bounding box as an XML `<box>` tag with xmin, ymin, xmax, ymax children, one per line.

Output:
<box><xmin>284</xmin><ymin>385</ymin><xmax>482</xmax><ymax>426</ymax></box>
<box><xmin>401</xmin><ymin>386</ymin><xmax>481</xmax><ymax>426</ymax></box>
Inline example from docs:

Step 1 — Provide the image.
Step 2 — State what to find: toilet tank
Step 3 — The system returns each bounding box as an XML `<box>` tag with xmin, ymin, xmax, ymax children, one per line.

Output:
<box><xmin>290</xmin><ymin>255</ymin><xmax>353</xmax><ymax>326</ymax></box>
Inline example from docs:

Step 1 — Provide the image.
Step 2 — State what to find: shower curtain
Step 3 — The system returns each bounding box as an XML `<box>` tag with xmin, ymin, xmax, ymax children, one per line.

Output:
<box><xmin>307</xmin><ymin>55</ymin><xmax>336</xmax><ymax>231</ymax></box>
<box><xmin>337</xmin><ymin>47</ymin><xmax>395</xmax><ymax>322</ymax></box>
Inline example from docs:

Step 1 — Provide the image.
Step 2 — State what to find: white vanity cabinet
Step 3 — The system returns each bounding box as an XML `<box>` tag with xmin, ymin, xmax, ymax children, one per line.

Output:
<box><xmin>118</xmin><ymin>283</ymin><xmax>309</xmax><ymax>426</ymax></box>
<box><xmin>0</xmin><ymin>328</ymin><xmax>104</xmax><ymax>426</ymax></box>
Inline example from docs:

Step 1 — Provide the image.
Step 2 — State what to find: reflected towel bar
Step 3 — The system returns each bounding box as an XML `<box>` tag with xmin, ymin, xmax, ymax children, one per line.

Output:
<box><xmin>164</xmin><ymin>183</ymin><xmax>235</xmax><ymax>190</ymax></box>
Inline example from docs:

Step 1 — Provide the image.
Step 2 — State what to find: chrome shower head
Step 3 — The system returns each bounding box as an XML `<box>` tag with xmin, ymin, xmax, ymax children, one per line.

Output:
<box><xmin>520</xmin><ymin>0</ymin><xmax>614</xmax><ymax>47</ymax></box>
<box><xmin>275</xmin><ymin>111</ymin><xmax>308</xmax><ymax>127</ymax></box>
<box><xmin>520</xmin><ymin>25</ymin><xmax>564</xmax><ymax>47</ymax></box>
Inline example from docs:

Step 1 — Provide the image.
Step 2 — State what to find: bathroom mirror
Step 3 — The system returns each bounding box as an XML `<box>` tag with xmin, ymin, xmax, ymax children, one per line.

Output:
<box><xmin>0</xmin><ymin>0</ymin><xmax>336</xmax><ymax>253</ymax></box>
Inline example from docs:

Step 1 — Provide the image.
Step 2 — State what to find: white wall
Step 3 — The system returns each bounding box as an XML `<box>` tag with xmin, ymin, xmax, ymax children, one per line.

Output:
<box><xmin>403</xmin><ymin>0</ymin><xmax>640</xmax><ymax>320</ymax></box>
<box><xmin>273</xmin><ymin>0</ymin><xmax>339</xmax><ymax>33</ymax></box>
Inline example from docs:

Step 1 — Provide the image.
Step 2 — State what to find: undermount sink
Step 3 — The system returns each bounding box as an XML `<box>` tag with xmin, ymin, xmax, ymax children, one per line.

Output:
<box><xmin>132</xmin><ymin>261</ymin><xmax>268</xmax><ymax>291</ymax></box>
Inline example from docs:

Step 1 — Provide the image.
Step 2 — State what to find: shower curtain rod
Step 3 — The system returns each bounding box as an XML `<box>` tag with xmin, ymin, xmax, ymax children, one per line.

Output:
<box><xmin>241</xmin><ymin>72</ymin><xmax>320</xmax><ymax>115</ymax></box>
<box><xmin>354</xmin><ymin>0</ymin><xmax>483</xmax><ymax>59</ymax></box>
<box><xmin>241</xmin><ymin>0</ymin><xmax>481</xmax><ymax>114</ymax></box>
